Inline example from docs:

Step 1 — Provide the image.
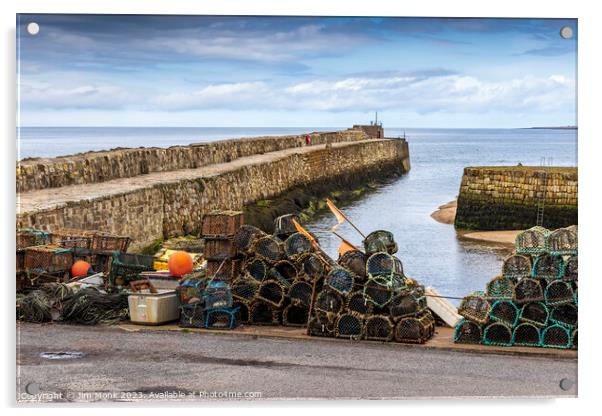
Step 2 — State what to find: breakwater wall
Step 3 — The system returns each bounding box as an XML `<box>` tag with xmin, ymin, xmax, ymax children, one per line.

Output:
<box><xmin>17</xmin><ymin>135</ymin><xmax>410</xmax><ymax>251</ymax></box>
<box><xmin>17</xmin><ymin>129</ymin><xmax>366</xmax><ymax>192</ymax></box>
<box><xmin>455</xmin><ymin>166</ymin><xmax>577</xmax><ymax>230</ymax></box>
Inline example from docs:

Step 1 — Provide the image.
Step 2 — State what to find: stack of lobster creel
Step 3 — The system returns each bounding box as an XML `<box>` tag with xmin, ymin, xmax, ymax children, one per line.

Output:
<box><xmin>455</xmin><ymin>225</ymin><xmax>578</xmax><ymax>349</ymax></box>
<box><xmin>307</xmin><ymin>230</ymin><xmax>436</xmax><ymax>344</ymax></box>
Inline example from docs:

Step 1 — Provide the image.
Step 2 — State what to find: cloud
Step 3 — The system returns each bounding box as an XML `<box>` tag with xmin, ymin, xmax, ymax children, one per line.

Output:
<box><xmin>518</xmin><ymin>45</ymin><xmax>575</xmax><ymax>56</ymax></box>
<box><xmin>20</xmin><ymin>81</ymin><xmax>139</xmax><ymax>109</ymax></box>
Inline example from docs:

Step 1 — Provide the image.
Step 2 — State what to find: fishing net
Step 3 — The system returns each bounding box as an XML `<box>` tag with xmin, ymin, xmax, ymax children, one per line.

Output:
<box><xmin>284</xmin><ymin>233</ymin><xmax>313</xmax><ymax>259</ymax></box>
<box><xmin>244</xmin><ymin>257</ymin><xmax>267</xmax><ymax>282</ymax></box>
<box><xmin>485</xmin><ymin>276</ymin><xmax>515</xmax><ymax>301</ymax></box>
<box><xmin>288</xmin><ymin>280</ymin><xmax>313</xmax><ymax>307</ymax></box>
<box><xmin>234</xmin><ymin>225</ymin><xmax>266</xmax><ymax>253</ymax></box>
<box><xmin>513</xmin><ymin>278</ymin><xmax>544</xmax><ymax>304</ymax></box>
<box><xmin>307</xmin><ymin>313</ymin><xmax>335</xmax><ymax>337</ymax></box>
<box><xmin>179</xmin><ymin>303</ymin><xmax>205</xmax><ymax>328</ymax></box>
<box><xmin>257</xmin><ymin>280</ymin><xmax>286</xmax><ymax>307</ymax></box>
<box><xmin>346</xmin><ymin>291</ymin><xmax>373</xmax><ymax>317</ymax></box>
<box><xmin>515</xmin><ymin>226</ymin><xmax>550</xmax><ymax>255</ymax></box>
<box><xmin>563</xmin><ymin>256</ymin><xmax>578</xmax><ymax>282</ymax></box>
<box><xmin>273</xmin><ymin>214</ymin><xmax>301</xmax><ymax>237</ymax></box>
<box><xmin>17</xmin><ymin>228</ymin><xmax>51</xmax><ymax>250</ymax></box>
<box><xmin>544</xmin><ymin>280</ymin><xmax>575</xmax><ymax>306</ymax></box>
<box><xmin>61</xmin><ymin>288</ymin><xmax>129</xmax><ymax>325</ymax></box>
<box><xmin>363</xmin><ymin>230</ymin><xmax>398</xmax><ymax>255</ymax></box>
<box><xmin>203</xmin><ymin>237</ymin><xmax>237</xmax><ymax>260</ymax></box>
<box><xmin>549</xmin><ymin>303</ymin><xmax>578</xmax><ymax>328</ymax></box>
<box><xmin>482</xmin><ymin>322</ymin><xmax>513</xmax><ymax>347</ymax></box>
<box><xmin>546</xmin><ymin>228</ymin><xmax>578</xmax><ymax>256</ymax></box>
<box><xmin>335</xmin><ymin>313</ymin><xmax>364</xmax><ymax>340</ymax></box>
<box><xmin>394</xmin><ymin>312</ymin><xmax>434</xmax><ymax>344</ymax></box>
<box><xmin>297</xmin><ymin>253</ymin><xmax>326</xmax><ymax>281</ymax></box>
<box><xmin>314</xmin><ymin>289</ymin><xmax>344</xmax><ymax>315</ymax></box>
<box><xmin>176</xmin><ymin>278</ymin><xmax>206</xmax><ymax>305</ymax></box>
<box><xmin>325</xmin><ymin>267</ymin><xmax>355</xmax><ymax>296</ymax></box>
<box><xmin>203</xmin><ymin>281</ymin><xmax>233</xmax><ymax>309</ymax></box>
<box><xmin>458</xmin><ymin>292</ymin><xmax>491</xmax><ymax>324</ymax></box>
<box><xmin>273</xmin><ymin>260</ymin><xmax>298</xmax><ymax>285</ymax></box>
<box><xmin>252</xmin><ymin>236</ymin><xmax>284</xmax><ymax>262</ymax></box>
<box><xmin>205</xmin><ymin>307</ymin><xmax>241</xmax><ymax>329</ymax></box>
<box><xmin>366</xmin><ymin>252</ymin><xmax>403</xmax><ymax>277</ymax></box>
<box><xmin>230</xmin><ymin>278</ymin><xmax>260</xmax><ymax>303</ymax></box>
<box><xmin>489</xmin><ymin>300</ymin><xmax>519</xmax><ymax>327</ymax></box>
<box><xmin>365</xmin><ymin>315</ymin><xmax>394</xmax><ymax>342</ymax></box>
<box><xmin>337</xmin><ymin>250</ymin><xmax>367</xmax><ymax>281</ymax></box>
<box><xmin>502</xmin><ymin>255</ymin><xmax>532</xmax><ymax>279</ymax></box>
<box><xmin>533</xmin><ymin>254</ymin><xmax>564</xmax><ymax>280</ymax></box>
<box><xmin>249</xmin><ymin>300</ymin><xmax>279</xmax><ymax>325</ymax></box>
<box><xmin>454</xmin><ymin>319</ymin><xmax>483</xmax><ymax>344</ymax></box>
<box><xmin>519</xmin><ymin>302</ymin><xmax>549</xmax><ymax>328</ymax></box>
<box><xmin>282</xmin><ymin>303</ymin><xmax>309</xmax><ymax>327</ymax></box>
<box><xmin>363</xmin><ymin>276</ymin><xmax>395</xmax><ymax>308</ymax></box>
<box><xmin>571</xmin><ymin>329</ymin><xmax>578</xmax><ymax>349</ymax></box>
<box><xmin>389</xmin><ymin>287</ymin><xmax>427</xmax><ymax>319</ymax></box>
<box><xmin>541</xmin><ymin>324</ymin><xmax>571</xmax><ymax>349</ymax></box>
<box><xmin>17</xmin><ymin>290</ymin><xmax>53</xmax><ymax>323</ymax></box>
<box><xmin>512</xmin><ymin>323</ymin><xmax>541</xmax><ymax>347</ymax></box>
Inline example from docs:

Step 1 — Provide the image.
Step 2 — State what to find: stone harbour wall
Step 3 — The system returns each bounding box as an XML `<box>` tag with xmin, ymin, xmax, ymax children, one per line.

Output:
<box><xmin>17</xmin><ymin>138</ymin><xmax>410</xmax><ymax>251</ymax></box>
<box><xmin>17</xmin><ymin>129</ymin><xmax>366</xmax><ymax>193</ymax></box>
<box><xmin>455</xmin><ymin>166</ymin><xmax>578</xmax><ymax>230</ymax></box>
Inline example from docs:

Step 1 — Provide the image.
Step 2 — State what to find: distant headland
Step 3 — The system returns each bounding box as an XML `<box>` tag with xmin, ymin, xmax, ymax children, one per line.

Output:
<box><xmin>522</xmin><ymin>126</ymin><xmax>577</xmax><ymax>130</ymax></box>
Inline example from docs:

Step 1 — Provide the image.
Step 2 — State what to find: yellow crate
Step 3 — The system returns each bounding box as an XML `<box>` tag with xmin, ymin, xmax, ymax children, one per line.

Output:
<box><xmin>153</xmin><ymin>249</ymin><xmax>203</xmax><ymax>271</ymax></box>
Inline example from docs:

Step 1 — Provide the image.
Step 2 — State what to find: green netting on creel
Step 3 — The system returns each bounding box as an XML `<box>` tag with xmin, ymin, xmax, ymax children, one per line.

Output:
<box><xmin>489</xmin><ymin>300</ymin><xmax>519</xmax><ymax>327</ymax></box>
<box><xmin>363</xmin><ymin>276</ymin><xmax>396</xmax><ymax>308</ymax></box>
<box><xmin>389</xmin><ymin>287</ymin><xmax>427</xmax><ymax>319</ymax></box>
<box><xmin>366</xmin><ymin>252</ymin><xmax>403</xmax><ymax>277</ymax></box>
<box><xmin>563</xmin><ymin>256</ymin><xmax>578</xmax><ymax>282</ymax></box>
<box><xmin>549</xmin><ymin>303</ymin><xmax>578</xmax><ymax>329</ymax></box>
<box><xmin>515</xmin><ymin>226</ymin><xmax>550</xmax><ymax>255</ymax></box>
<box><xmin>458</xmin><ymin>291</ymin><xmax>491</xmax><ymax>324</ymax></box>
<box><xmin>519</xmin><ymin>302</ymin><xmax>549</xmax><ymax>328</ymax></box>
<box><xmin>532</xmin><ymin>254</ymin><xmax>564</xmax><ymax>279</ymax></box>
<box><xmin>502</xmin><ymin>254</ymin><xmax>532</xmax><ymax>279</ymax></box>
<box><xmin>541</xmin><ymin>324</ymin><xmax>571</xmax><ymax>349</ymax></box>
<box><xmin>454</xmin><ymin>319</ymin><xmax>483</xmax><ymax>344</ymax></box>
<box><xmin>485</xmin><ymin>276</ymin><xmax>515</xmax><ymax>301</ymax></box>
<box><xmin>363</xmin><ymin>230</ymin><xmax>398</xmax><ymax>255</ymax></box>
<box><xmin>544</xmin><ymin>280</ymin><xmax>575</xmax><ymax>306</ymax></box>
<box><xmin>513</xmin><ymin>278</ymin><xmax>544</xmax><ymax>304</ymax></box>
<box><xmin>545</xmin><ymin>228</ymin><xmax>578</xmax><ymax>256</ymax></box>
<box><xmin>512</xmin><ymin>323</ymin><xmax>541</xmax><ymax>347</ymax></box>
<box><xmin>483</xmin><ymin>322</ymin><xmax>513</xmax><ymax>347</ymax></box>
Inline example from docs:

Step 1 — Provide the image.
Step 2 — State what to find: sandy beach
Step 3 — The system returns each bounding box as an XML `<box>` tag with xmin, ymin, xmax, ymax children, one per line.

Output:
<box><xmin>430</xmin><ymin>200</ymin><xmax>457</xmax><ymax>224</ymax></box>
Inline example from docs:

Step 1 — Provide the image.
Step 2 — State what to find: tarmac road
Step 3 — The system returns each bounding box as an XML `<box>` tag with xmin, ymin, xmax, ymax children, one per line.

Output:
<box><xmin>16</xmin><ymin>323</ymin><xmax>577</xmax><ymax>402</ymax></box>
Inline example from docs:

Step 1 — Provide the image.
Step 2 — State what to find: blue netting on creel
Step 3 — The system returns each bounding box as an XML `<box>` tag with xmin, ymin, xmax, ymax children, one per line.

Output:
<box><xmin>545</xmin><ymin>227</ymin><xmax>578</xmax><ymax>256</ymax></box>
<box><xmin>454</xmin><ymin>319</ymin><xmax>483</xmax><ymax>344</ymax></box>
<box><xmin>563</xmin><ymin>256</ymin><xmax>578</xmax><ymax>282</ymax></box>
<box><xmin>486</xmin><ymin>276</ymin><xmax>515</xmax><ymax>301</ymax></box>
<box><xmin>489</xmin><ymin>300</ymin><xmax>519</xmax><ymax>327</ymax></box>
<box><xmin>483</xmin><ymin>322</ymin><xmax>513</xmax><ymax>347</ymax></box>
<box><xmin>544</xmin><ymin>280</ymin><xmax>575</xmax><ymax>306</ymax></box>
<box><xmin>541</xmin><ymin>324</ymin><xmax>571</xmax><ymax>349</ymax></box>
<box><xmin>502</xmin><ymin>254</ymin><xmax>532</xmax><ymax>279</ymax></box>
<box><xmin>325</xmin><ymin>267</ymin><xmax>355</xmax><ymax>296</ymax></box>
<box><xmin>519</xmin><ymin>302</ymin><xmax>549</xmax><ymax>328</ymax></box>
<box><xmin>202</xmin><ymin>281</ymin><xmax>233</xmax><ymax>309</ymax></box>
<box><xmin>458</xmin><ymin>291</ymin><xmax>491</xmax><ymax>324</ymax></box>
<box><xmin>515</xmin><ymin>226</ymin><xmax>550</xmax><ymax>255</ymax></box>
<box><xmin>512</xmin><ymin>323</ymin><xmax>541</xmax><ymax>347</ymax></box>
<box><xmin>549</xmin><ymin>303</ymin><xmax>578</xmax><ymax>329</ymax></box>
<box><xmin>532</xmin><ymin>254</ymin><xmax>564</xmax><ymax>280</ymax></box>
<box><xmin>204</xmin><ymin>306</ymin><xmax>240</xmax><ymax>329</ymax></box>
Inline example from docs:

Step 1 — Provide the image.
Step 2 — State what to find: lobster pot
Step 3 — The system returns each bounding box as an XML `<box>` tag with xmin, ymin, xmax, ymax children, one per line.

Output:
<box><xmin>550</xmin><ymin>303</ymin><xmax>578</xmax><ymax>328</ymax></box>
<box><xmin>297</xmin><ymin>253</ymin><xmax>326</xmax><ymax>282</ymax></box>
<box><xmin>203</xmin><ymin>281</ymin><xmax>233</xmax><ymax>309</ymax></box>
<box><xmin>519</xmin><ymin>302</ymin><xmax>549</xmax><ymax>328</ymax></box>
<box><xmin>533</xmin><ymin>254</ymin><xmax>564</xmax><ymax>280</ymax></box>
<box><xmin>363</xmin><ymin>276</ymin><xmax>395</xmax><ymax>308</ymax></box>
<box><xmin>545</xmin><ymin>228</ymin><xmax>578</xmax><ymax>256</ymax></box>
<box><xmin>454</xmin><ymin>319</ymin><xmax>483</xmax><ymax>344</ymax></box>
<box><xmin>389</xmin><ymin>287</ymin><xmax>427</xmax><ymax>319</ymax></box>
<box><xmin>485</xmin><ymin>276</ymin><xmax>515</xmax><ymax>301</ymax></box>
<box><xmin>394</xmin><ymin>312</ymin><xmax>434</xmax><ymax>344</ymax></box>
<box><xmin>249</xmin><ymin>300</ymin><xmax>279</xmax><ymax>325</ymax></box>
<box><xmin>273</xmin><ymin>214</ymin><xmax>301</xmax><ymax>238</ymax></box>
<box><xmin>257</xmin><ymin>280</ymin><xmax>286</xmax><ymax>307</ymax></box>
<box><xmin>513</xmin><ymin>278</ymin><xmax>544</xmax><ymax>304</ymax></box>
<box><xmin>179</xmin><ymin>303</ymin><xmax>205</xmax><ymax>328</ymax></box>
<box><xmin>458</xmin><ymin>292</ymin><xmax>491</xmax><ymax>324</ymax></box>
<box><xmin>50</xmin><ymin>228</ymin><xmax>94</xmax><ymax>251</ymax></box>
<box><xmin>204</xmin><ymin>237</ymin><xmax>237</xmax><ymax>260</ymax></box>
<box><xmin>284</xmin><ymin>233</ymin><xmax>313</xmax><ymax>260</ymax></box>
<box><xmin>16</xmin><ymin>250</ymin><xmax>25</xmax><ymax>273</ymax></box>
<box><xmin>24</xmin><ymin>245</ymin><xmax>73</xmax><ymax>274</ymax></box>
<box><xmin>502</xmin><ymin>255</ymin><xmax>532</xmax><ymax>279</ymax></box>
<box><xmin>314</xmin><ymin>289</ymin><xmax>344</xmax><ymax>315</ymax></box>
<box><xmin>233</xmin><ymin>225</ymin><xmax>266</xmax><ymax>254</ymax></box>
<box><xmin>571</xmin><ymin>329</ymin><xmax>578</xmax><ymax>349</ymax></box>
<box><xmin>489</xmin><ymin>300</ymin><xmax>519</xmax><ymax>327</ymax></box>
<box><xmin>205</xmin><ymin>259</ymin><xmax>239</xmax><ymax>282</ymax></box>
<box><xmin>365</xmin><ymin>315</ymin><xmax>394</xmax><ymax>342</ymax></box>
<box><xmin>17</xmin><ymin>229</ymin><xmax>51</xmax><ymax>250</ymax></box>
<box><xmin>231</xmin><ymin>278</ymin><xmax>260</xmax><ymax>304</ymax></box>
<box><xmin>201</xmin><ymin>210</ymin><xmax>244</xmax><ymax>237</ymax></box>
<box><xmin>288</xmin><ymin>281</ymin><xmax>314</xmax><ymax>307</ymax></box>
<box><xmin>363</xmin><ymin>230</ymin><xmax>398</xmax><ymax>255</ymax></box>
<box><xmin>515</xmin><ymin>226</ymin><xmax>550</xmax><ymax>255</ymax></box>
<box><xmin>244</xmin><ymin>257</ymin><xmax>267</xmax><ymax>282</ymax></box>
<box><xmin>176</xmin><ymin>277</ymin><xmax>206</xmax><ymax>305</ymax></box>
<box><xmin>252</xmin><ymin>236</ymin><xmax>284</xmax><ymax>263</ymax></box>
<box><xmin>91</xmin><ymin>233</ymin><xmax>130</xmax><ymax>253</ymax></box>
<box><xmin>235</xmin><ymin>301</ymin><xmax>250</xmax><ymax>323</ymax></box>
<box><xmin>483</xmin><ymin>322</ymin><xmax>513</xmax><ymax>346</ymax></box>
<box><xmin>512</xmin><ymin>323</ymin><xmax>541</xmax><ymax>347</ymax></box>
<box><xmin>282</xmin><ymin>303</ymin><xmax>309</xmax><ymax>327</ymax></box>
<box><xmin>325</xmin><ymin>268</ymin><xmax>355</xmax><ymax>296</ymax></box>
<box><xmin>544</xmin><ymin>280</ymin><xmax>574</xmax><ymax>306</ymax></box>
<box><xmin>273</xmin><ymin>260</ymin><xmax>298</xmax><ymax>285</ymax></box>
<box><xmin>563</xmin><ymin>256</ymin><xmax>578</xmax><ymax>282</ymax></box>
<box><xmin>307</xmin><ymin>313</ymin><xmax>335</xmax><ymax>337</ymax></box>
<box><xmin>338</xmin><ymin>250</ymin><xmax>367</xmax><ymax>281</ymax></box>
<box><xmin>346</xmin><ymin>291</ymin><xmax>373</xmax><ymax>317</ymax></box>
<box><xmin>366</xmin><ymin>252</ymin><xmax>403</xmax><ymax>278</ymax></box>
<box><xmin>205</xmin><ymin>306</ymin><xmax>241</xmax><ymax>329</ymax></box>
<box><xmin>541</xmin><ymin>324</ymin><xmax>571</xmax><ymax>349</ymax></box>
<box><xmin>335</xmin><ymin>313</ymin><xmax>364</xmax><ymax>340</ymax></box>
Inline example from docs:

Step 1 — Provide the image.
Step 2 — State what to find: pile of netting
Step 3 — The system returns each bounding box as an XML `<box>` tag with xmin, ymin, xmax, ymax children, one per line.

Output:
<box><xmin>454</xmin><ymin>225</ymin><xmax>578</xmax><ymax>349</ymax></box>
<box><xmin>308</xmin><ymin>230</ymin><xmax>435</xmax><ymax>344</ymax></box>
<box><xmin>229</xmin><ymin>214</ymin><xmax>327</xmax><ymax>327</ymax></box>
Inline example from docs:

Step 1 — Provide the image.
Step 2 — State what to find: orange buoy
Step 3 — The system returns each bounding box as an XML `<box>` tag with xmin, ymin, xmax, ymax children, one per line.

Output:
<box><xmin>168</xmin><ymin>251</ymin><xmax>194</xmax><ymax>277</ymax></box>
<box><xmin>71</xmin><ymin>260</ymin><xmax>92</xmax><ymax>278</ymax></box>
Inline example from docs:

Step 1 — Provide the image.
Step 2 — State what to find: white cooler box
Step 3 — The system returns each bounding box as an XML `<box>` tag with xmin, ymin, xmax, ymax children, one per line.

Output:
<box><xmin>128</xmin><ymin>290</ymin><xmax>180</xmax><ymax>325</ymax></box>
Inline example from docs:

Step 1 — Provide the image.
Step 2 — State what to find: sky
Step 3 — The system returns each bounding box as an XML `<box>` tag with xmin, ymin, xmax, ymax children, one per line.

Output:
<box><xmin>16</xmin><ymin>15</ymin><xmax>577</xmax><ymax>128</ymax></box>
